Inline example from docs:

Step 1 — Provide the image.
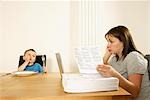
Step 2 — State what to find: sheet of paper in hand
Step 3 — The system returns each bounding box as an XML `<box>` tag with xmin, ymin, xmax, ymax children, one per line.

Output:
<box><xmin>74</xmin><ymin>47</ymin><xmax>103</xmax><ymax>74</ymax></box>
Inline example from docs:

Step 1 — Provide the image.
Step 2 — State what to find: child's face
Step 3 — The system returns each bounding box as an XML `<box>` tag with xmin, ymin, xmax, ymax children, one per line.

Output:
<box><xmin>24</xmin><ymin>50</ymin><xmax>36</xmax><ymax>64</ymax></box>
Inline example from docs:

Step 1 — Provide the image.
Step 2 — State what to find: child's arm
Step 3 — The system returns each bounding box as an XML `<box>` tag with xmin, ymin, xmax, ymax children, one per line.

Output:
<box><xmin>18</xmin><ymin>60</ymin><xmax>29</xmax><ymax>71</ymax></box>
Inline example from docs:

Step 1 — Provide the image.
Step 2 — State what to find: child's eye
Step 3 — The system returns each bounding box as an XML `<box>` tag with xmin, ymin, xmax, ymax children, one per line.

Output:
<box><xmin>32</xmin><ymin>55</ymin><xmax>36</xmax><ymax>57</ymax></box>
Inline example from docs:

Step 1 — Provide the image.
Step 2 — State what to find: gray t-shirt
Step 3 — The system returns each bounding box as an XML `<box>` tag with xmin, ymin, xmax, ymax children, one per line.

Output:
<box><xmin>109</xmin><ymin>51</ymin><xmax>150</xmax><ymax>100</ymax></box>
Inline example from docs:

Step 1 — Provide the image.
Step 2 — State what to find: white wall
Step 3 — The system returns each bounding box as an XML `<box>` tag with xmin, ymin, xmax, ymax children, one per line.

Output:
<box><xmin>0</xmin><ymin>1</ymin><xmax>71</xmax><ymax>72</ymax></box>
<box><xmin>0</xmin><ymin>0</ymin><xmax>150</xmax><ymax>73</ymax></box>
<box><xmin>97</xmin><ymin>1</ymin><xmax>149</xmax><ymax>54</ymax></box>
<box><xmin>70</xmin><ymin>0</ymin><xmax>150</xmax><ymax>73</ymax></box>
<box><xmin>0</xmin><ymin>3</ymin><xmax>2</xmax><ymax>70</ymax></box>
<box><xmin>148</xmin><ymin>1</ymin><xmax>150</xmax><ymax>52</ymax></box>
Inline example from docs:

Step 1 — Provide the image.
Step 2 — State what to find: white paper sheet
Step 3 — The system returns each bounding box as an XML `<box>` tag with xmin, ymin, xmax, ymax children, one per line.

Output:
<box><xmin>74</xmin><ymin>47</ymin><xmax>103</xmax><ymax>73</ymax></box>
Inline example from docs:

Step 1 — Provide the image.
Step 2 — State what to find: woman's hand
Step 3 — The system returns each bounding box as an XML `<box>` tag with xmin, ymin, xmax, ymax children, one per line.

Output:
<box><xmin>96</xmin><ymin>64</ymin><xmax>119</xmax><ymax>77</ymax></box>
<box><xmin>103</xmin><ymin>48</ymin><xmax>112</xmax><ymax>64</ymax></box>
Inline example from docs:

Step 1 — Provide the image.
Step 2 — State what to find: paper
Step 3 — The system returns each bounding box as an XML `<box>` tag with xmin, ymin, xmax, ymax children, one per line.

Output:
<box><xmin>74</xmin><ymin>47</ymin><xmax>103</xmax><ymax>73</ymax></box>
<box><xmin>62</xmin><ymin>73</ymin><xmax>119</xmax><ymax>93</ymax></box>
<box><xmin>62</xmin><ymin>73</ymin><xmax>103</xmax><ymax>79</ymax></box>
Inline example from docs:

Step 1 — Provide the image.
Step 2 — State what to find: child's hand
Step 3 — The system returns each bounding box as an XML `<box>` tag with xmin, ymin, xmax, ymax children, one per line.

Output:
<box><xmin>18</xmin><ymin>57</ymin><xmax>30</xmax><ymax>71</ymax></box>
<box><xmin>24</xmin><ymin>60</ymin><xmax>30</xmax><ymax>66</ymax></box>
<box><xmin>24</xmin><ymin>56</ymin><xmax>33</xmax><ymax>65</ymax></box>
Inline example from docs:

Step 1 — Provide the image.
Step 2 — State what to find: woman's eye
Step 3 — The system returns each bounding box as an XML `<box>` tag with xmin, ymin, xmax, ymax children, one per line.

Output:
<box><xmin>109</xmin><ymin>40</ymin><xmax>114</xmax><ymax>43</ymax></box>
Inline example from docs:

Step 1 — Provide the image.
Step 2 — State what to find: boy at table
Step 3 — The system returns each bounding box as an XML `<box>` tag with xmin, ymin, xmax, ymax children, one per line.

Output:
<box><xmin>18</xmin><ymin>49</ymin><xmax>47</xmax><ymax>73</ymax></box>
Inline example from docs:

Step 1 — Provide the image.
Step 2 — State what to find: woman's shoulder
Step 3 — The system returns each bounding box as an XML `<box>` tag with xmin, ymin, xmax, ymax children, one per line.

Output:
<box><xmin>126</xmin><ymin>51</ymin><xmax>146</xmax><ymax>62</ymax></box>
<box><xmin>128</xmin><ymin>51</ymin><xmax>142</xmax><ymax>56</ymax></box>
<box><xmin>124</xmin><ymin>51</ymin><xmax>148</xmax><ymax>76</ymax></box>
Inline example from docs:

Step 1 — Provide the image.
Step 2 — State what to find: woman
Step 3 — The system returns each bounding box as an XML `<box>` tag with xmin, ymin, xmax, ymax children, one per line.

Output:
<box><xmin>97</xmin><ymin>26</ymin><xmax>150</xmax><ymax>100</ymax></box>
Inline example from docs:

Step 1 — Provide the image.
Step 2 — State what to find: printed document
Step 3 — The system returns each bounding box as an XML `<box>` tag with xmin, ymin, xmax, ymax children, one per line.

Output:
<box><xmin>74</xmin><ymin>47</ymin><xmax>103</xmax><ymax>73</ymax></box>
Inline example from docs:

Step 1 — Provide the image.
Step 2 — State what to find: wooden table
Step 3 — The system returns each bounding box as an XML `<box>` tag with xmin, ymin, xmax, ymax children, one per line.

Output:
<box><xmin>0</xmin><ymin>73</ymin><xmax>132</xmax><ymax>100</ymax></box>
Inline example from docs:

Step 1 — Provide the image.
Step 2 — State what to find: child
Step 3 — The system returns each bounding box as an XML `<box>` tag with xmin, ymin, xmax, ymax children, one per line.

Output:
<box><xmin>18</xmin><ymin>49</ymin><xmax>47</xmax><ymax>73</ymax></box>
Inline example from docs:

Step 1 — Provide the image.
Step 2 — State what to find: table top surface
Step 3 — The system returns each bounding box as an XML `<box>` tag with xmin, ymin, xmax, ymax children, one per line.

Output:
<box><xmin>0</xmin><ymin>73</ymin><xmax>131</xmax><ymax>100</ymax></box>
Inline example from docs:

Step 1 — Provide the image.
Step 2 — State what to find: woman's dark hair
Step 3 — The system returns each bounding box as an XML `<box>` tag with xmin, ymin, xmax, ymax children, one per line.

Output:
<box><xmin>24</xmin><ymin>49</ymin><xmax>36</xmax><ymax>56</ymax></box>
<box><xmin>105</xmin><ymin>25</ymin><xmax>142</xmax><ymax>61</ymax></box>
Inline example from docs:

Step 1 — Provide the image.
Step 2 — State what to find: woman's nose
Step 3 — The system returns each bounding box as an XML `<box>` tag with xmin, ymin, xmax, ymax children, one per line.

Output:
<box><xmin>107</xmin><ymin>42</ymin><xmax>111</xmax><ymax>48</ymax></box>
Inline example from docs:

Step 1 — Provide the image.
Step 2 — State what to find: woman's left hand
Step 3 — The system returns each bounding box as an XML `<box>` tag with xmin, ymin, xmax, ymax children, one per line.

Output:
<box><xmin>96</xmin><ymin>64</ymin><xmax>119</xmax><ymax>77</ymax></box>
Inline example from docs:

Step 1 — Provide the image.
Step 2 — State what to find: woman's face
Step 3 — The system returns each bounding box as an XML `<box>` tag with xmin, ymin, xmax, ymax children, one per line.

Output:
<box><xmin>106</xmin><ymin>35</ymin><xmax>124</xmax><ymax>55</ymax></box>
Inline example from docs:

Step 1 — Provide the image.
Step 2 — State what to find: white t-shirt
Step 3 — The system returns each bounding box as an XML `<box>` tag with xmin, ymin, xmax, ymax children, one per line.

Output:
<box><xmin>109</xmin><ymin>51</ymin><xmax>150</xmax><ymax>100</ymax></box>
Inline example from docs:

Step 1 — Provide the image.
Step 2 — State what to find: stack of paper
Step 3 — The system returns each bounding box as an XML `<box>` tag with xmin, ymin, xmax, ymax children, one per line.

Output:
<box><xmin>62</xmin><ymin>73</ymin><xmax>119</xmax><ymax>93</ymax></box>
<box><xmin>61</xmin><ymin>47</ymin><xmax>119</xmax><ymax>93</ymax></box>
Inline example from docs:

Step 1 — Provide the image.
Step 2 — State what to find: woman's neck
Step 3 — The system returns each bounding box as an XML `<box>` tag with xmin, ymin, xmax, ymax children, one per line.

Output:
<box><xmin>116</xmin><ymin>52</ymin><xmax>123</xmax><ymax>60</ymax></box>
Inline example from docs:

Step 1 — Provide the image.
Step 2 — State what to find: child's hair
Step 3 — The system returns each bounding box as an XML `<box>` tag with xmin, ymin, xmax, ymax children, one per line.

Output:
<box><xmin>24</xmin><ymin>49</ymin><xmax>36</xmax><ymax>56</ymax></box>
